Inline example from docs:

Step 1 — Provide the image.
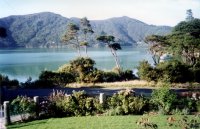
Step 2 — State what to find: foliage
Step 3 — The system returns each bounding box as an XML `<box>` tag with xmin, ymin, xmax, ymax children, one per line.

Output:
<box><xmin>39</xmin><ymin>71</ymin><xmax>75</xmax><ymax>86</ymax></box>
<box><xmin>20</xmin><ymin>71</ymin><xmax>75</xmax><ymax>88</ymax></box>
<box><xmin>137</xmin><ymin>60</ymin><xmax>158</xmax><ymax>81</ymax></box>
<box><xmin>10</xmin><ymin>96</ymin><xmax>36</xmax><ymax>121</ymax></box>
<box><xmin>57</xmin><ymin>57</ymin><xmax>136</xmax><ymax>84</ymax></box>
<box><xmin>47</xmin><ymin>90</ymin><xmax>101</xmax><ymax>117</ymax></box>
<box><xmin>173</xmin><ymin>18</ymin><xmax>200</xmax><ymax>34</ymax></box>
<box><xmin>37</xmin><ymin>89</ymin><xmax>149</xmax><ymax>118</ymax></box>
<box><xmin>145</xmin><ymin>14</ymin><xmax>200</xmax><ymax>67</ymax></box>
<box><xmin>185</xmin><ymin>9</ymin><xmax>194</xmax><ymax>21</ymax></box>
<box><xmin>61</xmin><ymin>18</ymin><xmax>94</xmax><ymax>56</ymax></box>
<box><xmin>119</xmin><ymin>69</ymin><xmax>137</xmax><ymax>81</ymax></box>
<box><xmin>65</xmin><ymin>57</ymin><xmax>99</xmax><ymax>83</ymax></box>
<box><xmin>145</xmin><ymin>35</ymin><xmax>168</xmax><ymax>65</ymax></box>
<box><xmin>80</xmin><ymin>17</ymin><xmax>94</xmax><ymax>56</ymax></box>
<box><xmin>61</xmin><ymin>22</ymin><xmax>81</xmax><ymax>56</ymax></box>
<box><xmin>137</xmin><ymin>60</ymin><xmax>193</xmax><ymax>83</ymax></box>
<box><xmin>167</xmin><ymin>115</ymin><xmax>200</xmax><ymax>129</ymax></box>
<box><xmin>106</xmin><ymin>89</ymin><xmax>148</xmax><ymax>115</ymax></box>
<box><xmin>156</xmin><ymin>60</ymin><xmax>192</xmax><ymax>83</ymax></box>
<box><xmin>100</xmin><ymin>71</ymin><xmax>120</xmax><ymax>82</ymax></box>
<box><xmin>0</xmin><ymin>74</ymin><xmax>19</xmax><ymax>88</ymax></box>
<box><xmin>151</xmin><ymin>85</ymin><xmax>177</xmax><ymax>114</ymax></box>
<box><xmin>196</xmin><ymin>100</ymin><xmax>200</xmax><ymax>112</ymax></box>
<box><xmin>190</xmin><ymin>62</ymin><xmax>200</xmax><ymax>82</ymax></box>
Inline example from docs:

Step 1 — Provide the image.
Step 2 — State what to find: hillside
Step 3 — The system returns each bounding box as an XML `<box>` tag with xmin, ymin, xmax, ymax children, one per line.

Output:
<box><xmin>0</xmin><ymin>12</ymin><xmax>172</xmax><ymax>48</ymax></box>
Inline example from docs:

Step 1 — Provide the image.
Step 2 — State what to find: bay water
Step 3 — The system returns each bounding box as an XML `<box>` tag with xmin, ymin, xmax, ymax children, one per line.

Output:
<box><xmin>0</xmin><ymin>46</ymin><xmax>153</xmax><ymax>82</ymax></box>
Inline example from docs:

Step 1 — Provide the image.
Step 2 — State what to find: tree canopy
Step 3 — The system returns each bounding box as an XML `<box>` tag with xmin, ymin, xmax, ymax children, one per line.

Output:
<box><xmin>80</xmin><ymin>17</ymin><xmax>94</xmax><ymax>56</ymax></box>
<box><xmin>185</xmin><ymin>9</ymin><xmax>194</xmax><ymax>22</ymax></box>
<box><xmin>62</xmin><ymin>22</ymin><xmax>81</xmax><ymax>56</ymax></box>
<box><xmin>145</xmin><ymin>18</ymin><xmax>200</xmax><ymax>66</ymax></box>
<box><xmin>145</xmin><ymin>35</ymin><xmax>168</xmax><ymax>65</ymax></box>
<box><xmin>61</xmin><ymin>18</ymin><xmax>94</xmax><ymax>57</ymax></box>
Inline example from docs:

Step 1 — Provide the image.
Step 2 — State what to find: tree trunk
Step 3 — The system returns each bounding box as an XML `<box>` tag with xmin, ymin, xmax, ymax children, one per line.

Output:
<box><xmin>85</xmin><ymin>45</ymin><xmax>88</xmax><ymax>57</ymax></box>
<box><xmin>76</xmin><ymin>36</ymin><xmax>81</xmax><ymax>57</ymax></box>
<box><xmin>84</xmin><ymin>33</ymin><xmax>88</xmax><ymax>57</ymax></box>
<box><xmin>110</xmin><ymin>48</ymin><xmax>120</xmax><ymax>70</ymax></box>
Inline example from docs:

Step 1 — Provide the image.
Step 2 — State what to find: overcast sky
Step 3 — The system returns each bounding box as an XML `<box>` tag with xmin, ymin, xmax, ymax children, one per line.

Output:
<box><xmin>0</xmin><ymin>0</ymin><xmax>199</xmax><ymax>26</ymax></box>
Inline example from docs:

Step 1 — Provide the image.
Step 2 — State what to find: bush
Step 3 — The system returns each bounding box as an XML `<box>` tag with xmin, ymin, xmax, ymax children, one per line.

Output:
<box><xmin>39</xmin><ymin>71</ymin><xmax>75</xmax><ymax>87</ymax></box>
<box><xmin>101</xmin><ymin>71</ymin><xmax>120</xmax><ymax>82</ymax></box>
<box><xmin>106</xmin><ymin>89</ymin><xmax>148</xmax><ymax>115</ymax></box>
<box><xmin>0</xmin><ymin>74</ymin><xmax>19</xmax><ymax>88</ymax></box>
<box><xmin>151</xmin><ymin>84</ymin><xmax>177</xmax><ymax>114</ymax></box>
<box><xmin>175</xmin><ymin>97</ymin><xmax>197</xmax><ymax>113</ymax></box>
<box><xmin>191</xmin><ymin>62</ymin><xmax>200</xmax><ymax>82</ymax></box>
<box><xmin>156</xmin><ymin>60</ymin><xmax>192</xmax><ymax>83</ymax></box>
<box><xmin>137</xmin><ymin>60</ymin><xmax>193</xmax><ymax>83</ymax></box>
<box><xmin>137</xmin><ymin>60</ymin><xmax>158</xmax><ymax>81</ymax></box>
<box><xmin>10</xmin><ymin>96</ymin><xmax>36</xmax><ymax>121</ymax></box>
<box><xmin>58</xmin><ymin>57</ymin><xmax>100</xmax><ymax>83</ymax></box>
<box><xmin>120</xmin><ymin>69</ymin><xmax>137</xmax><ymax>81</ymax></box>
<box><xmin>47</xmin><ymin>90</ymin><xmax>101</xmax><ymax>117</ymax></box>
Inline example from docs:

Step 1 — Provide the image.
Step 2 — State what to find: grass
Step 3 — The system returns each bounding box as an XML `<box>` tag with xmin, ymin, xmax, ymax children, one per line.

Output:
<box><xmin>67</xmin><ymin>80</ymin><xmax>155</xmax><ymax>88</ymax></box>
<box><xmin>7</xmin><ymin>115</ymin><xmax>200</xmax><ymax>129</ymax></box>
<box><xmin>66</xmin><ymin>80</ymin><xmax>200</xmax><ymax>89</ymax></box>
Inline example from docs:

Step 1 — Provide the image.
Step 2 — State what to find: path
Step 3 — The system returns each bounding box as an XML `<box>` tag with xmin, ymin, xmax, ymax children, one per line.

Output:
<box><xmin>5</xmin><ymin>87</ymin><xmax>195</xmax><ymax>101</ymax></box>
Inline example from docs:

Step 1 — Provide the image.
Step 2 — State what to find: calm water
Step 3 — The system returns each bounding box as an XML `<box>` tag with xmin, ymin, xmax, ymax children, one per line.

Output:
<box><xmin>0</xmin><ymin>46</ymin><xmax>153</xmax><ymax>82</ymax></box>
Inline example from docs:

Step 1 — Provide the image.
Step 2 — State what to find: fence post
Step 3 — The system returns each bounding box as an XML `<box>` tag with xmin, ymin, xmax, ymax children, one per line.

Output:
<box><xmin>0</xmin><ymin>86</ymin><xmax>3</xmax><ymax>104</ymax></box>
<box><xmin>99</xmin><ymin>93</ymin><xmax>106</xmax><ymax>104</ymax></box>
<box><xmin>4</xmin><ymin>101</ymin><xmax>11</xmax><ymax>125</ymax></box>
<box><xmin>33</xmin><ymin>96</ymin><xmax>39</xmax><ymax>118</ymax></box>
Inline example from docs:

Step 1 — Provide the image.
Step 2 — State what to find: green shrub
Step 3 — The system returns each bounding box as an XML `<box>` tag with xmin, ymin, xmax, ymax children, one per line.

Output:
<box><xmin>191</xmin><ymin>62</ymin><xmax>200</xmax><ymax>82</ymax></box>
<box><xmin>137</xmin><ymin>60</ymin><xmax>194</xmax><ymax>83</ymax></box>
<box><xmin>175</xmin><ymin>97</ymin><xmax>197</xmax><ymax>113</ymax></box>
<box><xmin>0</xmin><ymin>74</ymin><xmax>19</xmax><ymax>88</ymax></box>
<box><xmin>58</xmin><ymin>58</ymin><xmax>136</xmax><ymax>84</ymax></box>
<box><xmin>39</xmin><ymin>71</ymin><xmax>75</xmax><ymax>87</ymax></box>
<box><xmin>120</xmin><ymin>69</ymin><xmax>137</xmax><ymax>81</ymax></box>
<box><xmin>156</xmin><ymin>60</ymin><xmax>192</xmax><ymax>83</ymax></box>
<box><xmin>48</xmin><ymin>90</ymin><xmax>101</xmax><ymax>117</ymax></box>
<box><xmin>137</xmin><ymin>60</ymin><xmax>158</xmax><ymax>81</ymax></box>
<box><xmin>196</xmin><ymin>100</ymin><xmax>200</xmax><ymax>112</ymax></box>
<box><xmin>167</xmin><ymin>116</ymin><xmax>200</xmax><ymax>129</ymax></box>
<box><xmin>151</xmin><ymin>84</ymin><xmax>177</xmax><ymax>114</ymax></box>
<box><xmin>101</xmin><ymin>71</ymin><xmax>120</xmax><ymax>82</ymax></box>
<box><xmin>107</xmin><ymin>89</ymin><xmax>148</xmax><ymax>115</ymax></box>
<box><xmin>33</xmin><ymin>79</ymin><xmax>54</xmax><ymax>88</ymax></box>
<box><xmin>21</xmin><ymin>71</ymin><xmax>75</xmax><ymax>88</ymax></box>
<box><xmin>10</xmin><ymin>96</ymin><xmax>36</xmax><ymax>121</ymax></box>
<box><xmin>58</xmin><ymin>57</ymin><xmax>101</xmax><ymax>83</ymax></box>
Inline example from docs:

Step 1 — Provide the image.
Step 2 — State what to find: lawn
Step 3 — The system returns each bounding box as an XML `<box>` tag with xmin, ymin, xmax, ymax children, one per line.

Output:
<box><xmin>7</xmin><ymin>115</ymin><xmax>200</xmax><ymax>129</ymax></box>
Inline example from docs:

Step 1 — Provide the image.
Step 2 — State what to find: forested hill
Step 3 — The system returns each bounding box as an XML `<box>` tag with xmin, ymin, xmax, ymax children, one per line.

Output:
<box><xmin>0</xmin><ymin>12</ymin><xmax>172</xmax><ymax>48</ymax></box>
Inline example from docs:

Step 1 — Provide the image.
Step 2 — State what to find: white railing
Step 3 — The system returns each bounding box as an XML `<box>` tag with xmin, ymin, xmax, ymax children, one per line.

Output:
<box><xmin>0</xmin><ymin>105</ymin><xmax>4</xmax><ymax>118</ymax></box>
<box><xmin>0</xmin><ymin>105</ymin><xmax>5</xmax><ymax>129</ymax></box>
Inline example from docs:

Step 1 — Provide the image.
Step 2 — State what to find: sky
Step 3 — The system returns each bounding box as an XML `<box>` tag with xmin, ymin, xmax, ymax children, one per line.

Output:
<box><xmin>0</xmin><ymin>0</ymin><xmax>200</xmax><ymax>26</ymax></box>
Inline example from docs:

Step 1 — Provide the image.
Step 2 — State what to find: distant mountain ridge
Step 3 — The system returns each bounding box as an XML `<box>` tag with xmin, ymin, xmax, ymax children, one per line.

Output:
<box><xmin>0</xmin><ymin>12</ymin><xmax>172</xmax><ymax>48</ymax></box>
